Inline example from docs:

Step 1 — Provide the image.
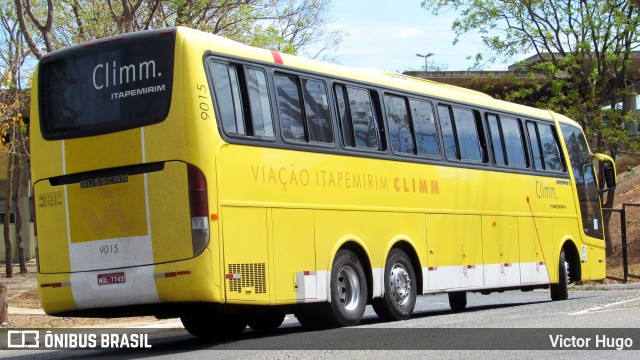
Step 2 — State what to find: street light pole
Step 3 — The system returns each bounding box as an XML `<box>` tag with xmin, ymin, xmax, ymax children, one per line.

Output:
<box><xmin>416</xmin><ymin>53</ymin><xmax>435</xmax><ymax>72</ymax></box>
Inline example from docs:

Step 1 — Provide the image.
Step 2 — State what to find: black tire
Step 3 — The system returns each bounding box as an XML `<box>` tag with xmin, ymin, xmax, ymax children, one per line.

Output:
<box><xmin>550</xmin><ymin>250</ymin><xmax>569</xmax><ymax>301</ymax></box>
<box><xmin>294</xmin><ymin>303</ymin><xmax>329</xmax><ymax>330</ymax></box>
<box><xmin>448</xmin><ymin>291</ymin><xmax>467</xmax><ymax>311</ymax></box>
<box><xmin>372</xmin><ymin>249</ymin><xmax>417</xmax><ymax>321</ymax></box>
<box><xmin>247</xmin><ymin>310</ymin><xmax>285</xmax><ymax>333</ymax></box>
<box><xmin>180</xmin><ymin>310</ymin><xmax>247</xmax><ymax>339</ymax></box>
<box><xmin>325</xmin><ymin>249</ymin><xmax>368</xmax><ymax>327</ymax></box>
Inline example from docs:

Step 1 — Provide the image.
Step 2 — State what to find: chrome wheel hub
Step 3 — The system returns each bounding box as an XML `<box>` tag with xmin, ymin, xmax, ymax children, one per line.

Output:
<box><xmin>390</xmin><ymin>264</ymin><xmax>411</xmax><ymax>306</ymax></box>
<box><xmin>338</xmin><ymin>265</ymin><xmax>361</xmax><ymax>311</ymax></box>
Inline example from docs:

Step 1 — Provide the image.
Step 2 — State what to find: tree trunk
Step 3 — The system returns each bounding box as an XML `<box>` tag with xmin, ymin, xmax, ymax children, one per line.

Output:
<box><xmin>0</xmin><ymin>284</ymin><xmax>8</xmax><ymax>324</ymax></box>
<box><xmin>3</xmin><ymin>152</ymin><xmax>14</xmax><ymax>278</ymax></box>
<box><xmin>14</xmin><ymin>157</ymin><xmax>27</xmax><ymax>274</ymax></box>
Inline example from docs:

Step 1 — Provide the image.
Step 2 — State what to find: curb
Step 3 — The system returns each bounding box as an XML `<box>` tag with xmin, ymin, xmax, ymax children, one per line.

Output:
<box><xmin>571</xmin><ymin>283</ymin><xmax>640</xmax><ymax>291</ymax></box>
<box><xmin>7</xmin><ymin>307</ymin><xmax>46</xmax><ymax>315</ymax></box>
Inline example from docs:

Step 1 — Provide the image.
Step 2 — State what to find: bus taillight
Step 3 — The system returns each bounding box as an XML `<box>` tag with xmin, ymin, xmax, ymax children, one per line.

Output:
<box><xmin>188</xmin><ymin>165</ymin><xmax>209</xmax><ymax>256</ymax></box>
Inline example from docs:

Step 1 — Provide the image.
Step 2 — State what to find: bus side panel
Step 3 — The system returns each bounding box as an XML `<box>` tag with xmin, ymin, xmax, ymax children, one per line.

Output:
<box><xmin>482</xmin><ymin>216</ymin><xmax>521</xmax><ymax>287</ymax></box>
<box><xmin>425</xmin><ymin>214</ymin><xmax>445</xmax><ymax>291</ymax></box>
<box><xmin>441</xmin><ymin>215</ymin><xmax>484</xmax><ymax>289</ymax></box>
<box><xmin>222</xmin><ymin>206</ymin><xmax>270</xmax><ymax>303</ymax></box>
<box><xmin>272</xmin><ymin>208</ymin><xmax>317</xmax><ymax>302</ymax></box>
<box><xmin>425</xmin><ymin>214</ymin><xmax>483</xmax><ymax>291</ymax></box>
<box><xmin>518</xmin><ymin>217</ymin><xmax>551</xmax><ymax>284</ymax></box>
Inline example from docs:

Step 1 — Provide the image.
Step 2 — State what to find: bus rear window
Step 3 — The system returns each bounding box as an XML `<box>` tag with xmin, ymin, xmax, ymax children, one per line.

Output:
<box><xmin>38</xmin><ymin>31</ymin><xmax>175</xmax><ymax>140</ymax></box>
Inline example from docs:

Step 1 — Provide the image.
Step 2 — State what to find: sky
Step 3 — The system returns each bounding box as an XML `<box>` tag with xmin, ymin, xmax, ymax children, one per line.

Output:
<box><xmin>327</xmin><ymin>0</ymin><xmax>510</xmax><ymax>72</ymax></box>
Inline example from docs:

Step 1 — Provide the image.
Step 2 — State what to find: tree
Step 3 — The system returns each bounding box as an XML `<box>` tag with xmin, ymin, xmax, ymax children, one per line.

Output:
<box><xmin>422</xmin><ymin>0</ymin><xmax>640</xmax><ymax>152</ymax></box>
<box><xmin>14</xmin><ymin>0</ymin><xmax>342</xmax><ymax>60</ymax></box>
<box><xmin>422</xmin><ymin>0</ymin><xmax>639</xmax><ymax>255</ymax></box>
<box><xmin>2</xmin><ymin>0</ymin><xmax>30</xmax><ymax>277</ymax></box>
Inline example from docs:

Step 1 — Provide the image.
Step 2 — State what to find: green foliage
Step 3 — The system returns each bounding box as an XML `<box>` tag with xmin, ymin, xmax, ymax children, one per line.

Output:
<box><xmin>423</xmin><ymin>0</ymin><xmax>640</xmax><ymax>156</ymax></box>
<box><xmin>14</xmin><ymin>0</ymin><xmax>342</xmax><ymax>60</ymax></box>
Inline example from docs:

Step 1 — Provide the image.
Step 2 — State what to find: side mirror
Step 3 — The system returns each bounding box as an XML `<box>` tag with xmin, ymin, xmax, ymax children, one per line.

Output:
<box><xmin>592</xmin><ymin>153</ymin><xmax>616</xmax><ymax>193</ymax></box>
<box><xmin>603</xmin><ymin>161</ymin><xmax>616</xmax><ymax>189</ymax></box>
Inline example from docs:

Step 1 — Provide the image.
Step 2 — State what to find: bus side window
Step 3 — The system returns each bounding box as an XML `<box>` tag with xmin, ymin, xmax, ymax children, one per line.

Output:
<box><xmin>527</xmin><ymin>121</ymin><xmax>564</xmax><ymax>172</ymax></box>
<box><xmin>275</xmin><ymin>74</ymin><xmax>334</xmax><ymax>144</ymax></box>
<box><xmin>209</xmin><ymin>62</ymin><xmax>246</xmax><ymax>135</ymax></box>
<box><xmin>453</xmin><ymin>107</ymin><xmax>483</xmax><ymax>162</ymax></box>
<box><xmin>385</xmin><ymin>94</ymin><xmax>415</xmax><ymax>154</ymax></box>
<box><xmin>246</xmin><ymin>68</ymin><xmax>274</xmax><ymax>137</ymax></box>
<box><xmin>301</xmin><ymin>79</ymin><xmax>333</xmax><ymax>143</ymax></box>
<box><xmin>438</xmin><ymin>104</ymin><xmax>483</xmax><ymax>162</ymax></box>
<box><xmin>501</xmin><ymin>116</ymin><xmax>528</xmax><ymax>168</ymax></box>
<box><xmin>274</xmin><ymin>74</ymin><xmax>306</xmax><ymax>142</ymax></box>
<box><xmin>438</xmin><ymin>105</ymin><xmax>458</xmax><ymax>160</ymax></box>
<box><xmin>335</xmin><ymin>84</ymin><xmax>381</xmax><ymax>150</ymax></box>
<box><xmin>527</xmin><ymin>122</ymin><xmax>544</xmax><ymax>170</ymax></box>
<box><xmin>486</xmin><ymin>114</ymin><xmax>506</xmax><ymax>166</ymax></box>
<box><xmin>410</xmin><ymin>99</ymin><xmax>440</xmax><ymax>157</ymax></box>
<box><xmin>537</xmin><ymin>123</ymin><xmax>564</xmax><ymax>171</ymax></box>
<box><xmin>335</xmin><ymin>85</ymin><xmax>355</xmax><ymax>147</ymax></box>
<box><xmin>487</xmin><ymin>114</ymin><xmax>527</xmax><ymax>168</ymax></box>
<box><xmin>347</xmin><ymin>87</ymin><xmax>380</xmax><ymax>150</ymax></box>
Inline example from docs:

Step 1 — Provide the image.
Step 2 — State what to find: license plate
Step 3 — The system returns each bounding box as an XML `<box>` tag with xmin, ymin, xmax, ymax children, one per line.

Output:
<box><xmin>97</xmin><ymin>272</ymin><xmax>126</xmax><ymax>285</ymax></box>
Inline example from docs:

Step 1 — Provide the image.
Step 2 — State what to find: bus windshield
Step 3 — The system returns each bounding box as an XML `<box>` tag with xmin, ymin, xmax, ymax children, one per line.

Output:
<box><xmin>38</xmin><ymin>30</ymin><xmax>175</xmax><ymax>140</ymax></box>
<box><xmin>560</xmin><ymin>123</ymin><xmax>603</xmax><ymax>239</ymax></box>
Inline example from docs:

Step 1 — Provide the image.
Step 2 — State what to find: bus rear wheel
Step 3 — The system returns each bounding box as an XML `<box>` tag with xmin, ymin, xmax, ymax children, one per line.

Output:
<box><xmin>180</xmin><ymin>308</ymin><xmax>247</xmax><ymax>339</ymax></box>
<box><xmin>372</xmin><ymin>249</ymin><xmax>417</xmax><ymax>321</ymax></box>
<box><xmin>247</xmin><ymin>310</ymin><xmax>285</xmax><ymax>333</ymax></box>
<box><xmin>326</xmin><ymin>249</ymin><xmax>368</xmax><ymax>327</ymax></box>
<box><xmin>448</xmin><ymin>291</ymin><xmax>467</xmax><ymax>311</ymax></box>
<box><xmin>550</xmin><ymin>250</ymin><xmax>569</xmax><ymax>301</ymax></box>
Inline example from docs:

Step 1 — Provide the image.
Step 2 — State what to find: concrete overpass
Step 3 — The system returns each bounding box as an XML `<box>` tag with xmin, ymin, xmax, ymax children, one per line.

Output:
<box><xmin>403</xmin><ymin>51</ymin><xmax>640</xmax><ymax>111</ymax></box>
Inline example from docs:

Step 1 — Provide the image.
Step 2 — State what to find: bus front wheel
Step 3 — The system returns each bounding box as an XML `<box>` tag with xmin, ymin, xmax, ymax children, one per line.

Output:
<box><xmin>326</xmin><ymin>249</ymin><xmax>368</xmax><ymax>327</ymax></box>
<box><xmin>372</xmin><ymin>249</ymin><xmax>417</xmax><ymax>321</ymax></box>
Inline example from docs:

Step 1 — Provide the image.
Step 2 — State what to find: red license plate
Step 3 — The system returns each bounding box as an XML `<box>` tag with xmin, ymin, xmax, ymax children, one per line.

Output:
<box><xmin>97</xmin><ymin>272</ymin><xmax>126</xmax><ymax>285</ymax></box>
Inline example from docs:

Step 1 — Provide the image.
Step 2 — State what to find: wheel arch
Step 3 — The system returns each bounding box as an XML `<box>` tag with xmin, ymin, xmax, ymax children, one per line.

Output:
<box><xmin>335</xmin><ymin>240</ymin><xmax>374</xmax><ymax>303</ymax></box>
<box><xmin>559</xmin><ymin>238</ymin><xmax>582</xmax><ymax>283</ymax></box>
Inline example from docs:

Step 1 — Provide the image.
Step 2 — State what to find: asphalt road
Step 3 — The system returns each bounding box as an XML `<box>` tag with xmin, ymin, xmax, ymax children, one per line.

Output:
<box><xmin>3</xmin><ymin>287</ymin><xmax>640</xmax><ymax>359</ymax></box>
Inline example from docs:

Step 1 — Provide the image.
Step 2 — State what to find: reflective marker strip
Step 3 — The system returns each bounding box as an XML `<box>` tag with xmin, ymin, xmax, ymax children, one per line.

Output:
<box><xmin>154</xmin><ymin>271</ymin><xmax>191</xmax><ymax>279</ymax></box>
<box><xmin>41</xmin><ymin>282</ymin><xmax>71</xmax><ymax>288</ymax></box>
<box><xmin>225</xmin><ymin>274</ymin><xmax>241</xmax><ymax>279</ymax></box>
<box><xmin>271</xmin><ymin>51</ymin><xmax>283</xmax><ymax>64</ymax></box>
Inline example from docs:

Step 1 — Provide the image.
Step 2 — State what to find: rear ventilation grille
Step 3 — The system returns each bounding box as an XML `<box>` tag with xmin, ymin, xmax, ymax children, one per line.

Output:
<box><xmin>227</xmin><ymin>263</ymin><xmax>266</xmax><ymax>294</ymax></box>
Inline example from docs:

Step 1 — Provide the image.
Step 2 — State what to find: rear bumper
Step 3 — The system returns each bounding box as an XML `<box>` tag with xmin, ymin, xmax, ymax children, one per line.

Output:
<box><xmin>38</xmin><ymin>249</ymin><xmax>220</xmax><ymax>315</ymax></box>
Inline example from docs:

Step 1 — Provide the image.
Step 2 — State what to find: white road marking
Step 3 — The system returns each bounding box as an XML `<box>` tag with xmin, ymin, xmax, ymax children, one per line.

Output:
<box><xmin>568</xmin><ymin>297</ymin><xmax>640</xmax><ymax>316</ymax></box>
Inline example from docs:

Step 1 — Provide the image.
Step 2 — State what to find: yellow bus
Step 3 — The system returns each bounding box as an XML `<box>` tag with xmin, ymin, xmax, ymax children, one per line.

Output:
<box><xmin>32</xmin><ymin>27</ymin><xmax>616</xmax><ymax>337</ymax></box>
